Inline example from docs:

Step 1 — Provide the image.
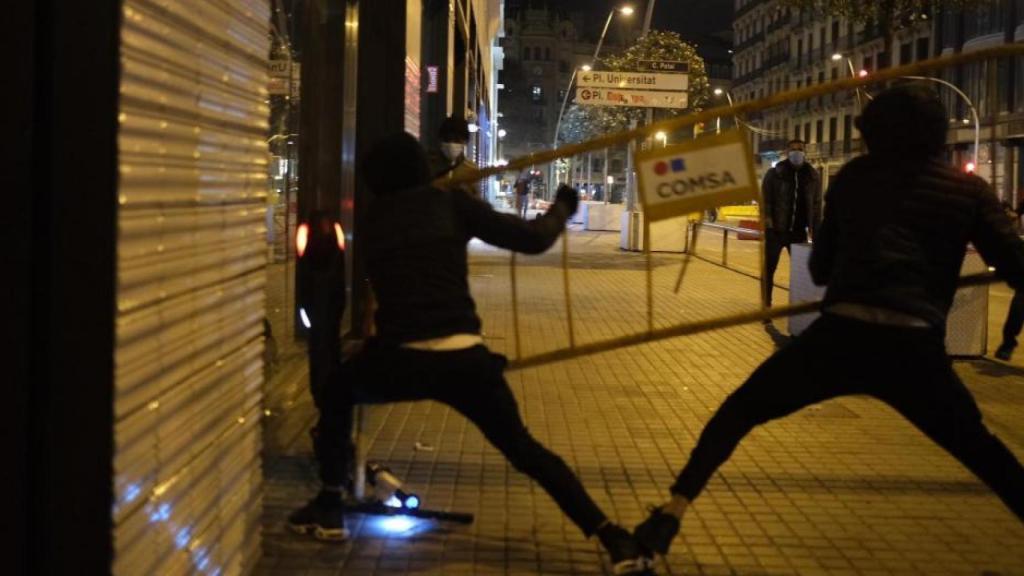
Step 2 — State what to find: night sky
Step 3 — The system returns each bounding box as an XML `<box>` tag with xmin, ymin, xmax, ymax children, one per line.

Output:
<box><xmin>559</xmin><ymin>0</ymin><xmax>732</xmax><ymax>39</ymax></box>
<box><xmin>528</xmin><ymin>0</ymin><xmax>734</xmax><ymax>61</ymax></box>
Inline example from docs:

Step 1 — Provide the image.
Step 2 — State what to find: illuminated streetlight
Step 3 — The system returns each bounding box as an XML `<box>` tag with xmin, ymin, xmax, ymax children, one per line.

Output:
<box><xmin>581</xmin><ymin>64</ymin><xmax>592</xmax><ymax>72</ymax></box>
<box><xmin>498</xmin><ymin>129</ymin><xmax>507</xmax><ymax>138</ymax></box>
<box><xmin>553</xmin><ymin>4</ymin><xmax>634</xmax><ymax>188</ymax></box>
<box><xmin>831</xmin><ymin>52</ymin><xmax>843</xmax><ymax>62</ymax></box>
<box><xmin>858</xmin><ymin>69</ymin><xmax>868</xmax><ymax>78</ymax></box>
<box><xmin>655</xmin><ymin>131</ymin><xmax>667</xmax><ymax>147</ymax></box>
<box><xmin>713</xmin><ymin>87</ymin><xmax>723</xmax><ymax>96</ymax></box>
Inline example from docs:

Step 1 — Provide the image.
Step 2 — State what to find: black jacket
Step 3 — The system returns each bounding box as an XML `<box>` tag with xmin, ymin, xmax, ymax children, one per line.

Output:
<box><xmin>762</xmin><ymin>159</ymin><xmax>822</xmax><ymax>236</ymax></box>
<box><xmin>809</xmin><ymin>155</ymin><xmax>1024</xmax><ymax>328</ymax></box>
<box><xmin>365</xmin><ymin>186</ymin><xmax>571</xmax><ymax>344</ymax></box>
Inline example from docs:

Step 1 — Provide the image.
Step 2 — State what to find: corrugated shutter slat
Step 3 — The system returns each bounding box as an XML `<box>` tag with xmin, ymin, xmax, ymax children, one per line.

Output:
<box><xmin>115</xmin><ymin>0</ymin><xmax>270</xmax><ymax>574</ymax></box>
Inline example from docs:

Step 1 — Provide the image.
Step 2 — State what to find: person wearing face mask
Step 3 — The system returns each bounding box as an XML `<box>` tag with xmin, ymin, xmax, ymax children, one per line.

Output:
<box><xmin>429</xmin><ymin>115</ymin><xmax>481</xmax><ymax>199</ymax></box>
<box><xmin>759</xmin><ymin>139</ymin><xmax>822</xmax><ymax>310</ymax></box>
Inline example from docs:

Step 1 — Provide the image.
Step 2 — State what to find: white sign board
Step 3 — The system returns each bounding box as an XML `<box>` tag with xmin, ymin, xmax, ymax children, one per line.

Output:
<box><xmin>577</xmin><ymin>71</ymin><xmax>688</xmax><ymax>92</ymax></box>
<box><xmin>576</xmin><ymin>87</ymin><xmax>688</xmax><ymax>109</ymax></box>
<box><xmin>635</xmin><ymin>129</ymin><xmax>758</xmax><ymax>221</ymax></box>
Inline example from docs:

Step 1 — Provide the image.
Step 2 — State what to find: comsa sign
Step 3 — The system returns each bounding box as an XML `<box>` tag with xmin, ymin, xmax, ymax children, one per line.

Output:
<box><xmin>635</xmin><ymin>129</ymin><xmax>758</xmax><ymax>221</ymax></box>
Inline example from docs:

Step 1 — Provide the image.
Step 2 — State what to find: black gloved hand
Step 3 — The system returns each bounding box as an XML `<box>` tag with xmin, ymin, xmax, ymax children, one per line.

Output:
<box><xmin>554</xmin><ymin>184</ymin><xmax>580</xmax><ymax>216</ymax></box>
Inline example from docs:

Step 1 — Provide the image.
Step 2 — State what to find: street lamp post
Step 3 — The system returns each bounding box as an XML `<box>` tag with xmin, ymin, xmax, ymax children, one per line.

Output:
<box><xmin>550</xmin><ymin>5</ymin><xmax>634</xmax><ymax>194</ymax></box>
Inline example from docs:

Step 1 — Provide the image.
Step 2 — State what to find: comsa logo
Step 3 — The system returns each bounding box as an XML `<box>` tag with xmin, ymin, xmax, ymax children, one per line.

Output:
<box><xmin>652</xmin><ymin>157</ymin><xmax>737</xmax><ymax>199</ymax></box>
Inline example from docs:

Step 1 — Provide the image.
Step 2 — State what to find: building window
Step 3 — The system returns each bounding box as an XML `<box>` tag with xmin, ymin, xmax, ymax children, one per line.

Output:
<box><xmin>916</xmin><ymin>37</ymin><xmax>930</xmax><ymax>61</ymax></box>
<box><xmin>816</xmin><ymin>119</ymin><xmax>824</xmax><ymax>143</ymax></box>
<box><xmin>795</xmin><ymin>125</ymin><xmax>802</xmax><ymax>140</ymax></box>
<box><xmin>531</xmin><ymin>85</ymin><xmax>543</xmax><ymax>102</ymax></box>
<box><xmin>534</xmin><ymin>47</ymin><xmax>543</xmax><ymax>61</ymax></box>
<box><xmin>804</xmin><ymin>122</ymin><xmax>811</xmax><ymax>142</ymax></box>
<box><xmin>843</xmin><ymin>114</ymin><xmax>853</xmax><ymax>152</ymax></box>
<box><xmin>828</xmin><ymin>116</ymin><xmax>837</xmax><ymax>142</ymax></box>
<box><xmin>558</xmin><ymin>89</ymin><xmax>566</xmax><ymax>101</ymax></box>
<box><xmin>523</xmin><ymin>46</ymin><xmax>530</xmax><ymax>61</ymax></box>
<box><xmin>559</xmin><ymin>60</ymin><xmax>568</xmax><ymax>73</ymax></box>
<box><xmin>545</xmin><ymin>47</ymin><xmax>551</xmax><ymax>60</ymax></box>
<box><xmin>900</xmin><ymin>42</ymin><xmax>912</xmax><ymax>65</ymax></box>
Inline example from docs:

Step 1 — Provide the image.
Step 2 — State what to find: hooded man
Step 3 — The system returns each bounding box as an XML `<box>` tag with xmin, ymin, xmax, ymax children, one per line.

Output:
<box><xmin>633</xmin><ymin>84</ymin><xmax>1024</xmax><ymax>561</ymax></box>
<box><xmin>288</xmin><ymin>132</ymin><xmax>652</xmax><ymax>576</ymax></box>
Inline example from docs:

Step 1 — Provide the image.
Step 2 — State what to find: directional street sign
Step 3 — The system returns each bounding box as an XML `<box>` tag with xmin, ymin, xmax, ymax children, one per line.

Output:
<box><xmin>639</xmin><ymin>60</ymin><xmax>690</xmax><ymax>73</ymax></box>
<box><xmin>577</xmin><ymin>70</ymin><xmax>688</xmax><ymax>92</ymax></box>
<box><xmin>635</xmin><ymin>129</ymin><xmax>757</xmax><ymax>221</ymax></box>
<box><xmin>576</xmin><ymin>87</ymin><xmax>688</xmax><ymax>109</ymax></box>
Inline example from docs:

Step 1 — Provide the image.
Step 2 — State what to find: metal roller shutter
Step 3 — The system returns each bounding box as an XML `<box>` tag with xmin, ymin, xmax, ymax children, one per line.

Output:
<box><xmin>114</xmin><ymin>0</ymin><xmax>270</xmax><ymax>574</ymax></box>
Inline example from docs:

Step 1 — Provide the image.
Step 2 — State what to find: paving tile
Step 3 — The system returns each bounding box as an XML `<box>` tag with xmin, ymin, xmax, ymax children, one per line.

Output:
<box><xmin>258</xmin><ymin>229</ymin><xmax>1024</xmax><ymax>575</ymax></box>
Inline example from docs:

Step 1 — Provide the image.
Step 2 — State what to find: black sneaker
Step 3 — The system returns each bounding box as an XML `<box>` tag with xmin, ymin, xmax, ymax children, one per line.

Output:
<box><xmin>288</xmin><ymin>491</ymin><xmax>349</xmax><ymax>541</ymax></box>
<box><xmin>597</xmin><ymin>523</ymin><xmax>655</xmax><ymax>575</ymax></box>
<box><xmin>995</xmin><ymin>342</ymin><xmax>1016</xmax><ymax>361</ymax></box>
<box><xmin>634</xmin><ymin>506</ymin><xmax>680</xmax><ymax>557</ymax></box>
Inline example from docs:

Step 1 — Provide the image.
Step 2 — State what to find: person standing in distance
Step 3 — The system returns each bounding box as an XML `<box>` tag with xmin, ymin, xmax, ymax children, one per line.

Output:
<box><xmin>429</xmin><ymin>115</ymin><xmax>481</xmax><ymax>199</ymax></box>
<box><xmin>760</xmin><ymin>139</ymin><xmax>822</xmax><ymax>310</ymax></box>
<box><xmin>632</xmin><ymin>85</ymin><xmax>1024</xmax><ymax>561</ymax></box>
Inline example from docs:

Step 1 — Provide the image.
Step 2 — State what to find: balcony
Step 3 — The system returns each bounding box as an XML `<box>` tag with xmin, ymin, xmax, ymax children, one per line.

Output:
<box><xmin>766</xmin><ymin>13</ymin><xmax>793</xmax><ymax>34</ymax></box>
<box><xmin>759</xmin><ymin>137</ymin><xmax>788</xmax><ymax>153</ymax></box>
<box><xmin>858</xmin><ymin>23</ymin><xmax>886</xmax><ymax>44</ymax></box>
<box><xmin>764</xmin><ymin>51</ymin><xmax>791</xmax><ymax>70</ymax></box>
<box><xmin>735</xmin><ymin>31</ymin><xmax>766</xmax><ymax>53</ymax></box>
<box><xmin>735</xmin><ymin>0</ymin><xmax>769</xmax><ymax>20</ymax></box>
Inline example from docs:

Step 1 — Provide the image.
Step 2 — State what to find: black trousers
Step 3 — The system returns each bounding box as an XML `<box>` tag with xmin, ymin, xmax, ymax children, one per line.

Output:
<box><xmin>318</xmin><ymin>342</ymin><xmax>608</xmax><ymax>536</ymax></box>
<box><xmin>671</xmin><ymin>314</ymin><xmax>1024</xmax><ymax>521</ymax></box>
<box><xmin>1002</xmin><ymin>291</ymin><xmax>1024</xmax><ymax>346</ymax></box>
<box><xmin>762</xmin><ymin>229</ymin><xmax>807</xmax><ymax>307</ymax></box>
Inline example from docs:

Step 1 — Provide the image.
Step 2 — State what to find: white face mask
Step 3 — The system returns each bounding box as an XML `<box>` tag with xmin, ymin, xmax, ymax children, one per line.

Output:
<box><xmin>788</xmin><ymin>150</ymin><xmax>805</xmax><ymax>166</ymax></box>
<box><xmin>441</xmin><ymin>142</ymin><xmax>466</xmax><ymax>162</ymax></box>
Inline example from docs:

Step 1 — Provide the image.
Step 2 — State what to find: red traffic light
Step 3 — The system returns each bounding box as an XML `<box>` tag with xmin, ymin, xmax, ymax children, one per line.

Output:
<box><xmin>296</xmin><ymin>223</ymin><xmax>310</xmax><ymax>257</ymax></box>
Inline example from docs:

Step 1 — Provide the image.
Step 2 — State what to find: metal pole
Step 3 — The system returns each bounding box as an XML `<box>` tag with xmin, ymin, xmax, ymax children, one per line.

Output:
<box><xmin>552</xmin><ymin>8</ymin><xmax>624</xmax><ymax>196</ymax></box>
<box><xmin>603</xmin><ymin>147</ymin><xmax>609</xmax><ymax>203</ymax></box>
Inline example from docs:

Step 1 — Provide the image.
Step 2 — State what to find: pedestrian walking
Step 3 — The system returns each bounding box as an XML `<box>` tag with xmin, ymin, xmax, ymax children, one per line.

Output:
<box><xmin>760</xmin><ymin>139</ymin><xmax>822</xmax><ymax>309</ymax></box>
<box><xmin>515</xmin><ymin>177</ymin><xmax>530</xmax><ymax>218</ymax></box>
<box><xmin>633</xmin><ymin>85</ymin><xmax>1024</xmax><ymax>561</ymax></box>
<box><xmin>288</xmin><ymin>132</ymin><xmax>651</xmax><ymax>576</ymax></box>
<box><xmin>428</xmin><ymin>115</ymin><xmax>481</xmax><ymax>199</ymax></box>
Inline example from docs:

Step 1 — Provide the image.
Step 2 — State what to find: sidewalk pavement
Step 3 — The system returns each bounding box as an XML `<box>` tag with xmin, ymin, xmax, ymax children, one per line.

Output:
<box><xmin>256</xmin><ymin>228</ymin><xmax>1024</xmax><ymax>576</ymax></box>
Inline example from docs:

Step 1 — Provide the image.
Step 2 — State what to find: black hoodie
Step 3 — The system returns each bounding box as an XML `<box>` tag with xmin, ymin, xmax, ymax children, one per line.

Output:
<box><xmin>361</xmin><ymin>133</ymin><xmax>572</xmax><ymax>344</ymax></box>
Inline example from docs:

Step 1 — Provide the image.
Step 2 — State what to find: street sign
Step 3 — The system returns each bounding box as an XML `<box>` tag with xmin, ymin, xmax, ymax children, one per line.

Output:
<box><xmin>426</xmin><ymin>65</ymin><xmax>439</xmax><ymax>93</ymax></box>
<box><xmin>269</xmin><ymin>59</ymin><xmax>291</xmax><ymax>95</ymax></box>
<box><xmin>576</xmin><ymin>87</ymin><xmax>688</xmax><ymax>109</ymax></box>
<box><xmin>639</xmin><ymin>60</ymin><xmax>689</xmax><ymax>73</ymax></box>
<box><xmin>577</xmin><ymin>70</ymin><xmax>688</xmax><ymax>92</ymax></box>
<box><xmin>635</xmin><ymin>129</ymin><xmax>757</xmax><ymax>221</ymax></box>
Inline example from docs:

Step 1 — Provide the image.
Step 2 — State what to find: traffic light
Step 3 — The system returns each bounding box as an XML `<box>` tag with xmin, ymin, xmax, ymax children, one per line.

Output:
<box><xmin>964</xmin><ymin>161</ymin><xmax>976</xmax><ymax>174</ymax></box>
